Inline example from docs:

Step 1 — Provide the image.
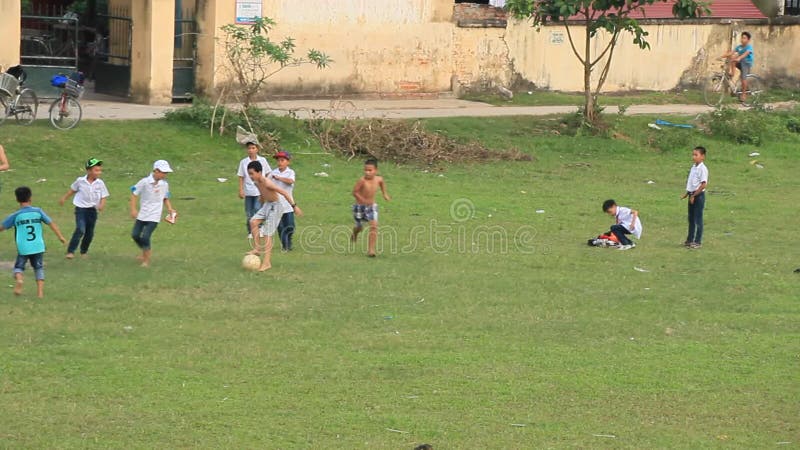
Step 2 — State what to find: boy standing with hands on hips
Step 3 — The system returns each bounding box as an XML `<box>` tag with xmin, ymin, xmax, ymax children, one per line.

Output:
<box><xmin>681</xmin><ymin>146</ymin><xmax>709</xmax><ymax>249</ymax></box>
<box><xmin>130</xmin><ymin>160</ymin><xmax>176</xmax><ymax>267</ymax></box>
<box><xmin>60</xmin><ymin>158</ymin><xmax>109</xmax><ymax>259</ymax></box>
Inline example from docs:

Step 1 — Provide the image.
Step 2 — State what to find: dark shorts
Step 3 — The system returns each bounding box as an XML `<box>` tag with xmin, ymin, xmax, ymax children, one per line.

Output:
<box><xmin>736</xmin><ymin>61</ymin><xmax>752</xmax><ymax>77</ymax></box>
<box><xmin>15</xmin><ymin>253</ymin><xmax>45</xmax><ymax>280</ymax></box>
<box><xmin>353</xmin><ymin>204</ymin><xmax>378</xmax><ymax>227</ymax></box>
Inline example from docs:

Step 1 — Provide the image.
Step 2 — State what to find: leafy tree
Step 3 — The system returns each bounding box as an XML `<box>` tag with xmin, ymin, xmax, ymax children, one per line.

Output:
<box><xmin>213</xmin><ymin>17</ymin><xmax>331</xmax><ymax>134</ymax></box>
<box><xmin>506</xmin><ymin>0</ymin><xmax>710</xmax><ymax>124</ymax></box>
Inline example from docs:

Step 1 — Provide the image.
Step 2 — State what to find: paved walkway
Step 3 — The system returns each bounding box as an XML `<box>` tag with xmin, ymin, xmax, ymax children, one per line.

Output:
<box><xmin>78</xmin><ymin>95</ymin><xmax>795</xmax><ymax>121</ymax></box>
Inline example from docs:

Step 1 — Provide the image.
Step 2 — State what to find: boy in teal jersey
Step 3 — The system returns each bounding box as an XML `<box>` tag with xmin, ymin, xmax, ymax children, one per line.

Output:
<box><xmin>1</xmin><ymin>186</ymin><xmax>66</xmax><ymax>297</ymax></box>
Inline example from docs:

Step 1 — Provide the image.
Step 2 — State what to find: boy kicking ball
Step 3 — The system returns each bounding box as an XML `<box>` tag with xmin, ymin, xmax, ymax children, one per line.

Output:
<box><xmin>0</xmin><ymin>186</ymin><xmax>67</xmax><ymax>297</ymax></box>
<box><xmin>246</xmin><ymin>161</ymin><xmax>302</xmax><ymax>272</ymax></box>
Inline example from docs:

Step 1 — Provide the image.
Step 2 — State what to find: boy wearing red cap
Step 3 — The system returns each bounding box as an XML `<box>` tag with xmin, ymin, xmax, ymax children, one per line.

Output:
<box><xmin>269</xmin><ymin>151</ymin><xmax>296</xmax><ymax>251</ymax></box>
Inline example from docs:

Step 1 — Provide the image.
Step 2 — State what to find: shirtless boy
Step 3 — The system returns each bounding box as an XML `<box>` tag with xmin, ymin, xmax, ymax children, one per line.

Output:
<box><xmin>351</xmin><ymin>158</ymin><xmax>391</xmax><ymax>257</ymax></box>
<box><xmin>246</xmin><ymin>161</ymin><xmax>302</xmax><ymax>271</ymax></box>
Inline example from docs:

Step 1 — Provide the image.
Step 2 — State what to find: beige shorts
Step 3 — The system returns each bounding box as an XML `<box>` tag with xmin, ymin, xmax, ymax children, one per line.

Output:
<box><xmin>252</xmin><ymin>201</ymin><xmax>284</xmax><ymax>237</ymax></box>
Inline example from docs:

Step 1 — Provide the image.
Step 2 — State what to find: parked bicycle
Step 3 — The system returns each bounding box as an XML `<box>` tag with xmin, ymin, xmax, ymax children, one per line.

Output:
<box><xmin>0</xmin><ymin>65</ymin><xmax>38</xmax><ymax>126</ymax></box>
<box><xmin>703</xmin><ymin>58</ymin><xmax>764</xmax><ymax>107</ymax></box>
<box><xmin>49</xmin><ymin>72</ymin><xmax>85</xmax><ymax>130</ymax></box>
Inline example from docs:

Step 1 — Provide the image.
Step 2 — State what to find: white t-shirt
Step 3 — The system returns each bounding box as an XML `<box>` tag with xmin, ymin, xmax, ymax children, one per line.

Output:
<box><xmin>616</xmin><ymin>206</ymin><xmax>643</xmax><ymax>239</ymax></box>
<box><xmin>71</xmin><ymin>175</ymin><xmax>110</xmax><ymax>208</ymax></box>
<box><xmin>238</xmin><ymin>156</ymin><xmax>270</xmax><ymax>197</ymax></box>
<box><xmin>686</xmin><ymin>162</ymin><xmax>709</xmax><ymax>193</ymax></box>
<box><xmin>270</xmin><ymin>167</ymin><xmax>295</xmax><ymax>210</ymax></box>
<box><xmin>132</xmin><ymin>174</ymin><xmax>170</xmax><ymax>222</ymax></box>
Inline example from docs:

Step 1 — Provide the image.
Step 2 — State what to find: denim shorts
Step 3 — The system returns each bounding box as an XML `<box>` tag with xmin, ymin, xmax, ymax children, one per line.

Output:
<box><xmin>15</xmin><ymin>252</ymin><xmax>45</xmax><ymax>280</ymax></box>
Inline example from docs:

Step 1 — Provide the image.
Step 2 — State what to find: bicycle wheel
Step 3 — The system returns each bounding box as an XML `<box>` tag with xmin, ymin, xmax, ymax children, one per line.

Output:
<box><xmin>0</xmin><ymin>94</ymin><xmax>8</xmax><ymax>126</ymax></box>
<box><xmin>13</xmin><ymin>88</ymin><xmax>38</xmax><ymax>125</ymax></box>
<box><xmin>703</xmin><ymin>74</ymin><xmax>726</xmax><ymax>107</ymax></box>
<box><xmin>741</xmin><ymin>75</ymin><xmax>763</xmax><ymax>107</ymax></box>
<box><xmin>49</xmin><ymin>96</ymin><xmax>82</xmax><ymax>130</ymax></box>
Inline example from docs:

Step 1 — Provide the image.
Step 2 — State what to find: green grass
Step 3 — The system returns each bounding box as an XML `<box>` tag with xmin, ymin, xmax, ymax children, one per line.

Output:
<box><xmin>0</xmin><ymin>115</ymin><xmax>798</xmax><ymax>448</ymax></box>
<box><xmin>463</xmin><ymin>88</ymin><xmax>800</xmax><ymax>107</ymax></box>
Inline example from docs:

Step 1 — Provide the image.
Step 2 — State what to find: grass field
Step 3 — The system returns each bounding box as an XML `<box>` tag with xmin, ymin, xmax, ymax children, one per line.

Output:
<box><xmin>0</xmin><ymin>113</ymin><xmax>798</xmax><ymax>448</ymax></box>
<box><xmin>462</xmin><ymin>88</ymin><xmax>800</xmax><ymax>107</ymax></box>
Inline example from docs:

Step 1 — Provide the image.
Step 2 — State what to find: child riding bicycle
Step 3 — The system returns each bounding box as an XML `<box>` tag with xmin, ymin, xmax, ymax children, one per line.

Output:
<box><xmin>722</xmin><ymin>31</ymin><xmax>754</xmax><ymax>103</ymax></box>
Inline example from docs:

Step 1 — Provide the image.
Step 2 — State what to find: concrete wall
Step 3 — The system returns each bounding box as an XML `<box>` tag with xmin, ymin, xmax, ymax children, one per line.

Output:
<box><xmin>0</xmin><ymin>0</ymin><xmax>21</xmax><ymax>71</ymax></box>
<box><xmin>505</xmin><ymin>20</ymin><xmax>800</xmax><ymax>92</ymax></box>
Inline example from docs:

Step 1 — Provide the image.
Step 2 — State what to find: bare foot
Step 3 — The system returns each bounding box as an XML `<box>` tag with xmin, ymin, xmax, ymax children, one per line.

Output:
<box><xmin>258</xmin><ymin>264</ymin><xmax>272</xmax><ymax>272</ymax></box>
<box><xmin>140</xmin><ymin>261</ymin><xmax>150</xmax><ymax>268</ymax></box>
<box><xmin>367</xmin><ymin>253</ymin><xmax>377</xmax><ymax>258</ymax></box>
<box><xmin>13</xmin><ymin>280</ymin><xmax>23</xmax><ymax>296</ymax></box>
<box><xmin>65</xmin><ymin>253</ymin><xmax>75</xmax><ymax>259</ymax></box>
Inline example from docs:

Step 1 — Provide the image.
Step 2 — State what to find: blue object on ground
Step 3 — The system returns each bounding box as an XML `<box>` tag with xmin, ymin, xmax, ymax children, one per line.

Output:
<box><xmin>655</xmin><ymin>119</ymin><xmax>694</xmax><ymax>129</ymax></box>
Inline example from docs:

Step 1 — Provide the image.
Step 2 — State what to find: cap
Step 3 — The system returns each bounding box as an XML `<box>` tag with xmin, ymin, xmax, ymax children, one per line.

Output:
<box><xmin>274</xmin><ymin>151</ymin><xmax>292</xmax><ymax>160</ymax></box>
<box><xmin>153</xmin><ymin>160</ymin><xmax>173</xmax><ymax>173</ymax></box>
<box><xmin>86</xmin><ymin>158</ymin><xmax>102</xmax><ymax>169</ymax></box>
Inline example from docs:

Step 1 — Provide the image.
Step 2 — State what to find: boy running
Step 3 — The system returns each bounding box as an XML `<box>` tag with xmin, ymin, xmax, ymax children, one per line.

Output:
<box><xmin>246</xmin><ymin>161</ymin><xmax>302</xmax><ymax>271</ymax></box>
<box><xmin>351</xmin><ymin>158</ymin><xmax>391</xmax><ymax>257</ymax></box>
<box><xmin>0</xmin><ymin>186</ymin><xmax>67</xmax><ymax>297</ymax></box>
<box><xmin>681</xmin><ymin>146</ymin><xmax>709</xmax><ymax>249</ymax></box>
<box><xmin>130</xmin><ymin>160</ymin><xmax>176</xmax><ymax>267</ymax></box>
<box><xmin>59</xmin><ymin>158</ymin><xmax>109</xmax><ymax>259</ymax></box>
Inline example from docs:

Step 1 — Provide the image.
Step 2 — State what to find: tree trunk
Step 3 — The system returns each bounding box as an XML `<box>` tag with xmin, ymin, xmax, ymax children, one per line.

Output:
<box><xmin>583</xmin><ymin>19</ymin><xmax>595</xmax><ymax>124</ymax></box>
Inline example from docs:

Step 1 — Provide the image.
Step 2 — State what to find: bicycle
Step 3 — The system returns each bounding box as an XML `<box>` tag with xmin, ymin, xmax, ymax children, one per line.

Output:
<box><xmin>49</xmin><ymin>72</ymin><xmax>85</xmax><ymax>130</ymax></box>
<box><xmin>703</xmin><ymin>58</ymin><xmax>764</xmax><ymax>108</ymax></box>
<box><xmin>0</xmin><ymin>66</ymin><xmax>38</xmax><ymax>126</ymax></box>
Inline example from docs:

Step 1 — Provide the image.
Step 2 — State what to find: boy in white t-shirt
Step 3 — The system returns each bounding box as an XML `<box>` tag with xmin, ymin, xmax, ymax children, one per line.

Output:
<box><xmin>681</xmin><ymin>146</ymin><xmax>709</xmax><ymax>249</ymax></box>
<box><xmin>268</xmin><ymin>151</ymin><xmax>296</xmax><ymax>251</ymax></box>
<box><xmin>237</xmin><ymin>142</ymin><xmax>270</xmax><ymax>236</ymax></box>
<box><xmin>59</xmin><ymin>158</ymin><xmax>110</xmax><ymax>259</ymax></box>
<box><xmin>129</xmin><ymin>160</ymin><xmax>176</xmax><ymax>267</ymax></box>
<box><xmin>603</xmin><ymin>199</ymin><xmax>642</xmax><ymax>251</ymax></box>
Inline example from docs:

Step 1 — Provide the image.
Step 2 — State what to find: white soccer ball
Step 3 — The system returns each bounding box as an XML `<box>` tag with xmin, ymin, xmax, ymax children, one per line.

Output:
<box><xmin>242</xmin><ymin>254</ymin><xmax>261</xmax><ymax>271</ymax></box>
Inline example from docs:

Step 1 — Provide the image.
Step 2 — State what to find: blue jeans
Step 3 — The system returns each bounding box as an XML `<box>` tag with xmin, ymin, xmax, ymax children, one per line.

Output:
<box><xmin>687</xmin><ymin>191</ymin><xmax>705</xmax><ymax>244</ymax></box>
<box><xmin>278</xmin><ymin>211</ymin><xmax>295</xmax><ymax>250</ymax></box>
<box><xmin>244</xmin><ymin>196</ymin><xmax>262</xmax><ymax>235</ymax></box>
<box><xmin>15</xmin><ymin>252</ymin><xmax>44</xmax><ymax>280</ymax></box>
<box><xmin>67</xmin><ymin>207</ymin><xmax>98</xmax><ymax>254</ymax></box>
<box><xmin>131</xmin><ymin>220</ymin><xmax>158</xmax><ymax>250</ymax></box>
<box><xmin>610</xmin><ymin>224</ymin><xmax>633</xmax><ymax>246</ymax></box>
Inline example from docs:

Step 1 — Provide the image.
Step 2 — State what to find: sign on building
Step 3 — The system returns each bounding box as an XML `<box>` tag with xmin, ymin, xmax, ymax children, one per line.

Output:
<box><xmin>549</xmin><ymin>31</ymin><xmax>565</xmax><ymax>45</ymax></box>
<box><xmin>235</xmin><ymin>0</ymin><xmax>262</xmax><ymax>24</ymax></box>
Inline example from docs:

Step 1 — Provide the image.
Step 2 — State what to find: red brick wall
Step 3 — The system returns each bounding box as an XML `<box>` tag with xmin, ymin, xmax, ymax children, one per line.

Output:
<box><xmin>453</xmin><ymin>3</ymin><xmax>508</xmax><ymax>22</ymax></box>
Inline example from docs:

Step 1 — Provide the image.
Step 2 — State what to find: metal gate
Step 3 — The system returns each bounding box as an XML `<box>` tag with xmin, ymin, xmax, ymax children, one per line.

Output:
<box><xmin>173</xmin><ymin>7</ymin><xmax>197</xmax><ymax>100</ymax></box>
<box><xmin>94</xmin><ymin>7</ymin><xmax>132</xmax><ymax>97</ymax></box>
<box><xmin>20</xmin><ymin>6</ymin><xmax>79</xmax><ymax>98</ymax></box>
<box><xmin>786</xmin><ymin>0</ymin><xmax>800</xmax><ymax>14</ymax></box>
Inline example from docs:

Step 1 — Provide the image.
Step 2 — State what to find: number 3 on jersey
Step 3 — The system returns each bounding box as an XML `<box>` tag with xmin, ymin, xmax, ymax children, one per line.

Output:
<box><xmin>26</xmin><ymin>225</ymin><xmax>36</xmax><ymax>241</ymax></box>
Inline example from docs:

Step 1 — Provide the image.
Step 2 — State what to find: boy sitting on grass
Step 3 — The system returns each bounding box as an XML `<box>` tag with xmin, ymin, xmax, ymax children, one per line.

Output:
<box><xmin>602</xmin><ymin>199</ymin><xmax>642</xmax><ymax>251</ymax></box>
<box><xmin>0</xmin><ymin>186</ymin><xmax>67</xmax><ymax>297</ymax></box>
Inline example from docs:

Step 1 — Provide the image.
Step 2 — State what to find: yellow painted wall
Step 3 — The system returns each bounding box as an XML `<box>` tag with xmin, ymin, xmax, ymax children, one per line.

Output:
<box><xmin>0</xmin><ymin>0</ymin><xmax>21</xmax><ymax>71</ymax></box>
<box><xmin>506</xmin><ymin>21</ymin><xmax>800</xmax><ymax>92</ymax></box>
<box><xmin>130</xmin><ymin>0</ymin><xmax>174</xmax><ymax>104</ymax></box>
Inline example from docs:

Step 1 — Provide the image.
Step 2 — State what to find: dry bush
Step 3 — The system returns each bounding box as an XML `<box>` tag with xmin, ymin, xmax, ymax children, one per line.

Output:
<box><xmin>308</xmin><ymin>112</ymin><xmax>532</xmax><ymax>166</ymax></box>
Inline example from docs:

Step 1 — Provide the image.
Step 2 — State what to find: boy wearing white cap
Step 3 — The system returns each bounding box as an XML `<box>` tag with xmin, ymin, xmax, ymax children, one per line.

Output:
<box><xmin>129</xmin><ymin>160</ymin><xmax>176</xmax><ymax>267</ymax></box>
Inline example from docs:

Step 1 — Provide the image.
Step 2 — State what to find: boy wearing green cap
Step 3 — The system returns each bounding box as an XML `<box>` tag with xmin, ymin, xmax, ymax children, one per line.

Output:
<box><xmin>59</xmin><ymin>158</ymin><xmax>110</xmax><ymax>259</ymax></box>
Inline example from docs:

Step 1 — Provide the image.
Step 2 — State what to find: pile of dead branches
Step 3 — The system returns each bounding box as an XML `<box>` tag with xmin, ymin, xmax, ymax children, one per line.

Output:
<box><xmin>308</xmin><ymin>117</ymin><xmax>532</xmax><ymax>166</ymax></box>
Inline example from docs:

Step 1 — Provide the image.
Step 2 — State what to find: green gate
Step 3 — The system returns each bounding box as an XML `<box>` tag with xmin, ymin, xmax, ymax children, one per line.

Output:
<box><xmin>94</xmin><ymin>8</ymin><xmax>132</xmax><ymax>97</ymax></box>
<box><xmin>172</xmin><ymin>8</ymin><xmax>197</xmax><ymax>100</ymax></box>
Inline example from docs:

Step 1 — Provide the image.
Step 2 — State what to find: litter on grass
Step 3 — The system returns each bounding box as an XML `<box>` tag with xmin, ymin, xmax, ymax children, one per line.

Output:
<box><xmin>655</xmin><ymin>118</ymin><xmax>694</xmax><ymax>129</ymax></box>
<box><xmin>748</xmin><ymin>152</ymin><xmax>760</xmax><ymax>157</ymax></box>
<box><xmin>648</xmin><ymin>123</ymin><xmax>662</xmax><ymax>130</ymax></box>
<box><xmin>755</xmin><ymin>164</ymin><xmax>764</xmax><ymax>169</ymax></box>
<box><xmin>535</xmin><ymin>210</ymin><xmax>545</xmax><ymax>214</ymax></box>
<box><xmin>36</xmin><ymin>178</ymin><xmax>47</xmax><ymax>183</ymax></box>
<box><xmin>314</xmin><ymin>172</ymin><xmax>329</xmax><ymax>177</ymax></box>
<box><xmin>634</xmin><ymin>267</ymin><xmax>650</xmax><ymax>273</ymax></box>
<box><xmin>510</xmin><ymin>423</ymin><xmax>527</xmax><ymax>427</ymax></box>
<box><xmin>593</xmin><ymin>434</ymin><xmax>617</xmax><ymax>438</ymax></box>
<box><xmin>386</xmin><ymin>428</ymin><xmax>409</xmax><ymax>434</ymax></box>
<box><xmin>216</xmin><ymin>178</ymin><xmax>228</xmax><ymax>182</ymax></box>
<box><xmin>646</xmin><ymin>180</ymin><xmax>655</xmax><ymax>184</ymax></box>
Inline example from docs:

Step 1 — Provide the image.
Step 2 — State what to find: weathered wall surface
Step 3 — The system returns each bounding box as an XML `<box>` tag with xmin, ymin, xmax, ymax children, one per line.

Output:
<box><xmin>505</xmin><ymin>20</ymin><xmax>800</xmax><ymax>92</ymax></box>
<box><xmin>0</xmin><ymin>0</ymin><xmax>21</xmax><ymax>71</ymax></box>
